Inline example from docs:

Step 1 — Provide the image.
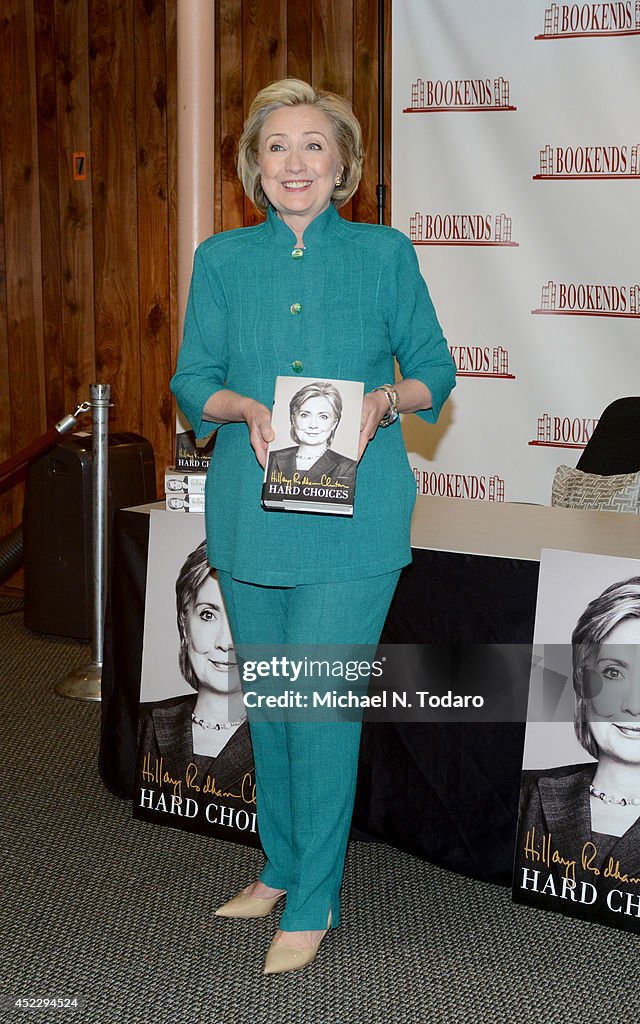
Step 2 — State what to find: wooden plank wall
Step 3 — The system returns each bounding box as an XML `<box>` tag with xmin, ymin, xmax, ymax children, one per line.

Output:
<box><xmin>0</xmin><ymin>0</ymin><xmax>391</xmax><ymax>535</ymax></box>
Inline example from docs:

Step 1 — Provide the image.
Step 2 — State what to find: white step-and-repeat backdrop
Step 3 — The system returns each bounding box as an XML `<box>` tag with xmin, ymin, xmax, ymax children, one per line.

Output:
<box><xmin>393</xmin><ymin>0</ymin><xmax>639</xmax><ymax>504</ymax></box>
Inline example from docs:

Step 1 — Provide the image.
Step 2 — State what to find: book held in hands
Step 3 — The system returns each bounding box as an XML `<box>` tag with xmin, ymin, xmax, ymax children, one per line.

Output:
<box><xmin>262</xmin><ymin>376</ymin><xmax>364</xmax><ymax>516</ymax></box>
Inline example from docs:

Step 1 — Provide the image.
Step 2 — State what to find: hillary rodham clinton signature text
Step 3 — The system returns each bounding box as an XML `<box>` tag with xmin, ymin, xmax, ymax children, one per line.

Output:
<box><xmin>517</xmin><ymin>826</ymin><xmax>640</xmax><ymax>919</ymax></box>
<box><xmin>138</xmin><ymin>753</ymin><xmax>257</xmax><ymax>833</ymax></box>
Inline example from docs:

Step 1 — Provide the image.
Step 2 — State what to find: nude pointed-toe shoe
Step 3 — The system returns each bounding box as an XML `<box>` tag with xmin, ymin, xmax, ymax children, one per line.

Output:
<box><xmin>263</xmin><ymin>910</ymin><xmax>332</xmax><ymax>975</ymax></box>
<box><xmin>263</xmin><ymin>939</ymin><xmax>323</xmax><ymax>975</ymax></box>
<box><xmin>215</xmin><ymin>885</ymin><xmax>286</xmax><ymax>919</ymax></box>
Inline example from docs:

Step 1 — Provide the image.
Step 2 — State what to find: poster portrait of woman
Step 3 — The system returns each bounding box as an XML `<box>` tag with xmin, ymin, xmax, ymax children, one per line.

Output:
<box><xmin>514</xmin><ymin>548</ymin><xmax>640</xmax><ymax>933</ymax></box>
<box><xmin>133</xmin><ymin>512</ymin><xmax>258</xmax><ymax>846</ymax></box>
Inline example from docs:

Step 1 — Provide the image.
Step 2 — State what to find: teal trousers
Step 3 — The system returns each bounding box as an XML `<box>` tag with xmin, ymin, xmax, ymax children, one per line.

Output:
<box><xmin>217</xmin><ymin>570</ymin><xmax>401</xmax><ymax>931</ymax></box>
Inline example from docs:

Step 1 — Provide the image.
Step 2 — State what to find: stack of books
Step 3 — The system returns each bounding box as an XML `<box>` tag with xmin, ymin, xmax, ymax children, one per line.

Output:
<box><xmin>165</xmin><ymin>467</ymin><xmax>206</xmax><ymax>513</ymax></box>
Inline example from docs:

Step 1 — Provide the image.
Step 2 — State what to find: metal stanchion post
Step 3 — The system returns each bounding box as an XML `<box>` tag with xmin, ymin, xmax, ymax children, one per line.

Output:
<box><xmin>56</xmin><ymin>383</ymin><xmax>111</xmax><ymax>701</ymax></box>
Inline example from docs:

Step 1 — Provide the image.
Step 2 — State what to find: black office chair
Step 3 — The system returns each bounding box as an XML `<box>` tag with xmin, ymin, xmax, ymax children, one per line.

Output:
<box><xmin>576</xmin><ymin>397</ymin><xmax>640</xmax><ymax>476</ymax></box>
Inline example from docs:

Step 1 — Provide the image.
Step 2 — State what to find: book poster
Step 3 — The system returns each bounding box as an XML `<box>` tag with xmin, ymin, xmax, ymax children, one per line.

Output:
<box><xmin>513</xmin><ymin>548</ymin><xmax>640</xmax><ymax>933</ymax></box>
<box><xmin>133</xmin><ymin>510</ymin><xmax>259</xmax><ymax>848</ymax></box>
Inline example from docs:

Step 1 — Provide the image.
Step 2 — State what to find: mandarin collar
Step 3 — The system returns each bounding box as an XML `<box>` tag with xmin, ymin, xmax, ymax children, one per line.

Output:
<box><xmin>266</xmin><ymin>203</ymin><xmax>340</xmax><ymax>249</ymax></box>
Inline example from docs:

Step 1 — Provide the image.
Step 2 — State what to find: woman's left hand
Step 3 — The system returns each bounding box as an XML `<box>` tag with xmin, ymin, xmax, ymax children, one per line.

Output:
<box><xmin>358</xmin><ymin>390</ymin><xmax>390</xmax><ymax>460</ymax></box>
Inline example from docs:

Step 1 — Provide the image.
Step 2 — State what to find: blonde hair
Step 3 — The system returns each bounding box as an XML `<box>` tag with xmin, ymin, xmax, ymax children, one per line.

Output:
<box><xmin>572</xmin><ymin>576</ymin><xmax>640</xmax><ymax>758</ymax></box>
<box><xmin>237</xmin><ymin>78</ymin><xmax>363</xmax><ymax>213</ymax></box>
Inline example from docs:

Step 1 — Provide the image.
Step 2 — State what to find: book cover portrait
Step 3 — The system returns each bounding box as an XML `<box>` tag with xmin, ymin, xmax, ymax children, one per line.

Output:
<box><xmin>262</xmin><ymin>376</ymin><xmax>364</xmax><ymax>515</ymax></box>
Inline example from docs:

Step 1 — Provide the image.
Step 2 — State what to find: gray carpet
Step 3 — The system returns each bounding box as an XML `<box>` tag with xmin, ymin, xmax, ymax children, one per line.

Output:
<box><xmin>1</xmin><ymin>593</ymin><xmax>638</xmax><ymax>1024</ymax></box>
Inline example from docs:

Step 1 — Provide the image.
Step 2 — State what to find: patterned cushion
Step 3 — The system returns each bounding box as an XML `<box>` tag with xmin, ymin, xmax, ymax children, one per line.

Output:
<box><xmin>552</xmin><ymin>465</ymin><xmax>640</xmax><ymax>514</ymax></box>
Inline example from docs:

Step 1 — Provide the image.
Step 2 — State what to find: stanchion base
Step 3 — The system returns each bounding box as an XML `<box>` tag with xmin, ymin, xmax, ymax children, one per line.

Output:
<box><xmin>55</xmin><ymin>662</ymin><xmax>102</xmax><ymax>702</ymax></box>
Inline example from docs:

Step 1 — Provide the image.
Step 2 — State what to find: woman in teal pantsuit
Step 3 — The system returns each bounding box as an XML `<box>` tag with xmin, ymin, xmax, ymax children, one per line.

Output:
<box><xmin>217</xmin><ymin>570</ymin><xmax>401</xmax><ymax>932</ymax></box>
<box><xmin>170</xmin><ymin>79</ymin><xmax>456</xmax><ymax>974</ymax></box>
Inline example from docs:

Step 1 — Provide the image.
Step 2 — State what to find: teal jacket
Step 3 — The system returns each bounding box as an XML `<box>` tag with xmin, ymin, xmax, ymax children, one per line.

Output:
<box><xmin>170</xmin><ymin>204</ymin><xmax>456</xmax><ymax>585</ymax></box>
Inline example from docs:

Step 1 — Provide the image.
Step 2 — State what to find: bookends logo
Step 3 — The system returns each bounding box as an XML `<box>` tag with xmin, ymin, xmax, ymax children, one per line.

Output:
<box><xmin>532</xmin><ymin>281</ymin><xmax>640</xmax><ymax>317</ymax></box>
<box><xmin>449</xmin><ymin>345</ymin><xmax>516</xmax><ymax>379</ymax></box>
<box><xmin>529</xmin><ymin>413</ymin><xmax>599</xmax><ymax>448</ymax></box>
<box><xmin>410</xmin><ymin>212</ymin><xmax>518</xmax><ymax>247</ymax></box>
<box><xmin>535</xmin><ymin>3</ymin><xmax>640</xmax><ymax>38</ymax></box>
<box><xmin>404</xmin><ymin>76</ymin><xmax>516</xmax><ymax>112</ymax></box>
<box><xmin>534</xmin><ymin>144</ymin><xmax>640</xmax><ymax>179</ymax></box>
<box><xmin>413</xmin><ymin>469</ymin><xmax>506</xmax><ymax>502</ymax></box>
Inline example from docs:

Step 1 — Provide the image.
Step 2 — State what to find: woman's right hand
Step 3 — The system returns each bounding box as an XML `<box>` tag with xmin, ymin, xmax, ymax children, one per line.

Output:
<box><xmin>201</xmin><ymin>390</ymin><xmax>274</xmax><ymax>468</ymax></box>
<box><xmin>242</xmin><ymin>399</ymin><xmax>275</xmax><ymax>468</ymax></box>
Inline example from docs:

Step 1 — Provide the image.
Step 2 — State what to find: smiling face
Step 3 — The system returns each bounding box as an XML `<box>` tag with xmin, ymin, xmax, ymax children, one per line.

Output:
<box><xmin>183</xmin><ymin>574</ymin><xmax>240</xmax><ymax>695</ymax></box>
<box><xmin>291</xmin><ymin>394</ymin><xmax>338</xmax><ymax>448</ymax></box>
<box><xmin>587</xmin><ymin>618</ymin><xmax>640</xmax><ymax>765</ymax></box>
<box><xmin>258</xmin><ymin>104</ymin><xmax>343</xmax><ymax>237</ymax></box>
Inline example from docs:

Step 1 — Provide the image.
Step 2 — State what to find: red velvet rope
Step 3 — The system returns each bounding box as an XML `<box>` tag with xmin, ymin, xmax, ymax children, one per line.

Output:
<box><xmin>0</xmin><ymin>403</ymin><xmax>93</xmax><ymax>494</ymax></box>
<box><xmin>0</xmin><ymin>426</ymin><xmax>65</xmax><ymax>483</ymax></box>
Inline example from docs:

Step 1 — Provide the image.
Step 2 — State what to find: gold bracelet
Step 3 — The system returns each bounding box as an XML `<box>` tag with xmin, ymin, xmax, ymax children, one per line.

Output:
<box><xmin>372</xmin><ymin>384</ymin><xmax>399</xmax><ymax>426</ymax></box>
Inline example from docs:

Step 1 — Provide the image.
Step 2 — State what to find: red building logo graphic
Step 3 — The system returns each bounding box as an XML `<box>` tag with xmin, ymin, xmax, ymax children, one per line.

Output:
<box><xmin>449</xmin><ymin>344</ymin><xmax>516</xmax><ymax>379</ymax></box>
<box><xmin>529</xmin><ymin>413</ymin><xmax>599</xmax><ymax>448</ymax></box>
<box><xmin>534</xmin><ymin>144</ymin><xmax>640</xmax><ymax>179</ymax></box>
<box><xmin>413</xmin><ymin>469</ymin><xmax>506</xmax><ymax>502</ymax></box>
<box><xmin>404</xmin><ymin>76</ymin><xmax>517</xmax><ymax>112</ymax></box>
<box><xmin>488</xmin><ymin>476</ymin><xmax>505</xmax><ymax>502</ymax></box>
<box><xmin>410</xmin><ymin>212</ymin><xmax>518</xmax><ymax>247</ymax></box>
<box><xmin>532</xmin><ymin>281</ymin><xmax>640</xmax><ymax>317</ymax></box>
<box><xmin>536</xmin><ymin>2</ymin><xmax>640</xmax><ymax>38</ymax></box>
